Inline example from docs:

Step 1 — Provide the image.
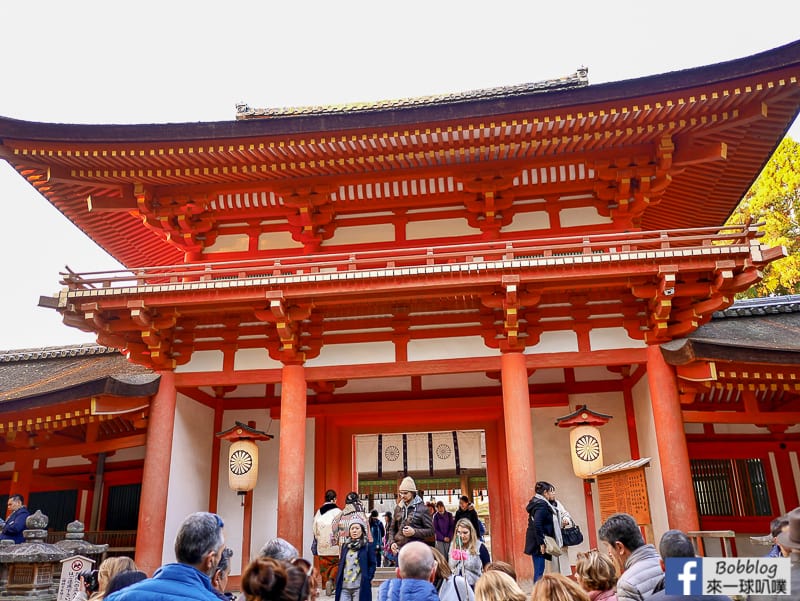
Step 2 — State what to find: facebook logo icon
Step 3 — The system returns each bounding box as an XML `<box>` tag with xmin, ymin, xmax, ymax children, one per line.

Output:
<box><xmin>665</xmin><ymin>558</ymin><xmax>704</xmax><ymax>595</ymax></box>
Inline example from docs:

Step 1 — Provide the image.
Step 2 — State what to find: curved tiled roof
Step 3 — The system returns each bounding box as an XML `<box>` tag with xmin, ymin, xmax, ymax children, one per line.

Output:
<box><xmin>711</xmin><ymin>294</ymin><xmax>800</xmax><ymax>318</ymax></box>
<box><xmin>0</xmin><ymin>343</ymin><xmax>158</xmax><ymax>405</ymax></box>
<box><xmin>663</xmin><ymin>295</ymin><xmax>800</xmax><ymax>363</ymax></box>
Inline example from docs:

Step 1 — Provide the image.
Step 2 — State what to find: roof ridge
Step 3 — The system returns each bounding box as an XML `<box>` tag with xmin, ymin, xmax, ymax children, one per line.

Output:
<box><xmin>0</xmin><ymin>343</ymin><xmax>117</xmax><ymax>363</ymax></box>
<box><xmin>235</xmin><ymin>69</ymin><xmax>589</xmax><ymax>120</ymax></box>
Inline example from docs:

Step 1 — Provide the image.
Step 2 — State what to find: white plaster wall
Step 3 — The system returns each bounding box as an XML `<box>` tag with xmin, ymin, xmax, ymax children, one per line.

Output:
<box><xmin>573</xmin><ymin>366</ymin><xmax>623</xmax><ymax>382</ymax></box>
<box><xmin>176</xmin><ymin>350</ymin><xmax>225</xmax><ymax>373</ymax></box>
<box><xmin>46</xmin><ymin>455</ymin><xmax>92</xmax><ymax>468</ymax></box>
<box><xmin>504</xmin><ymin>210</ymin><xmax>550</xmax><ymax>233</ymax></box>
<box><xmin>338</xmin><ymin>377</ymin><xmax>412</xmax><ymax>394</ymax></box>
<box><xmin>408</xmin><ymin>336</ymin><xmax>496</xmax><ymax>361</ymax></box>
<box><xmin>558</xmin><ymin>206</ymin><xmax>613</xmax><ymax>228</ymax></box>
<box><xmin>204</xmin><ymin>234</ymin><xmax>249</xmax><ymax>254</ymax></box>
<box><xmin>234</xmin><ymin>348</ymin><xmax>283</xmax><ymax>371</ymax></box>
<box><xmin>525</xmin><ymin>331</ymin><xmax>579</xmax><ymax>354</ymax></box>
<box><xmin>105</xmin><ymin>446</ymin><xmax>146</xmax><ymax>463</ymax></box>
<box><xmin>631</xmin><ymin>374</ymin><xmax>669</xmax><ymax>544</ymax></box>
<box><xmin>163</xmin><ymin>394</ymin><xmax>215</xmax><ymax>565</ymax></box>
<box><xmin>683</xmin><ymin>423</ymin><xmax>704</xmax><ymax>434</ymax></box>
<box><xmin>423</xmin><ymin>372</ymin><xmax>497</xmax><ymax>390</ymax></box>
<box><xmin>325</xmin><ymin>224</ymin><xmax>395</xmax><ymax>246</ymax></box>
<box><xmin>258</xmin><ymin>231</ymin><xmax>303</xmax><ymax>251</ymax></box>
<box><xmin>589</xmin><ymin>327</ymin><xmax>646</xmax><ymax>351</ymax></box>
<box><xmin>406</xmin><ymin>218</ymin><xmax>476</xmax><ymax>240</ymax></box>
<box><xmin>713</xmin><ymin>424</ymin><xmax>772</xmax><ymax>435</ymax></box>
<box><xmin>529</xmin><ymin>368</ymin><xmax>565</xmax><ymax>384</ymax></box>
<box><xmin>215</xmin><ymin>384</ymin><xmax>269</xmax><ymax>399</ymax></box>
<box><xmin>216</xmin><ymin>409</ymin><xmax>315</xmax><ymax>575</ymax></box>
<box><xmin>306</xmin><ymin>342</ymin><xmax>396</xmax><ymax>367</ymax></box>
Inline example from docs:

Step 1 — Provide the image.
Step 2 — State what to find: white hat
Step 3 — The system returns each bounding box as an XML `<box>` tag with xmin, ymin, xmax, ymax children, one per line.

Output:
<box><xmin>399</xmin><ymin>476</ymin><xmax>417</xmax><ymax>493</ymax></box>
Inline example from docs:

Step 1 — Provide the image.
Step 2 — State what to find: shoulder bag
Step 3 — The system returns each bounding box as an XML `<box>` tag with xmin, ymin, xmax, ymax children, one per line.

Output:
<box><xmin>543</xmin><ymin>535</ymin><xmax>563</xmax><ymax>556</ymax></box>
<box><xmin>561</xmin><ymin>524</ymin><xmax>584</xmax><ymax>547</ymax></box>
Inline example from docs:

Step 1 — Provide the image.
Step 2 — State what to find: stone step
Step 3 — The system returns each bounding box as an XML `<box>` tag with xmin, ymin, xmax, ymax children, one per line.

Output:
<box><xmin>371</xmin><ymin>566</ymin><xmax>397</xmax><ymax>586</ymax></box>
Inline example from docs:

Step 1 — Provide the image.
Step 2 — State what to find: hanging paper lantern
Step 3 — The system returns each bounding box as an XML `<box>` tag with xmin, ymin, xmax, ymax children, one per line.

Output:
<box><xmin>569</xmin><ymin>424</ymin><xmax>603</xmax><ymax>479</ymax></box>
<box><xmin>229</xmin><ymin>439</ymin><xmax>259</xmax><ymax>492</ymax></box>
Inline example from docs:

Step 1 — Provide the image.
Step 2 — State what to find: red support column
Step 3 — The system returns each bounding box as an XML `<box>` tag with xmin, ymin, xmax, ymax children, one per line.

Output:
<box><xmin>501</xmin><ymin>351</ymin><xmax>535</xmax><ymax>582</ymax></box>
<box><xmin>277</xmin><ymin>363</ymin><xmax>307</xmax><ymax>551</ymax></box>
<box><xmin>8</xmin><ymin>450</ymin><xmax>34</xmax><ymax>505</ymax></box>
<box><xmin>646</xmin><ymin>344</ymin><xmax>700</xmax><ymax>533</ymax></box>
<box><xmin>135</xmin><ymin>371</ymin><xmax>177</xmax><ymax>576</ymax></box>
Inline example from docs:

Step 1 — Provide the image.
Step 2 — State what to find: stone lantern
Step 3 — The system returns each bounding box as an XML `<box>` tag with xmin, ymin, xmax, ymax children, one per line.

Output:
<box><xmin>53</xmin><ymin>521</ymin><xmax>108</xmax><ymax>567</ymax></box>
<box><xmin>0</xmin><ymin>510</ymin><xmax>68</xmax><ymax>601</ymax></box>
<box><xmin>53</xmin><ymin>520</ymin><xmax>108</xmax><ymax>590</ymax></box>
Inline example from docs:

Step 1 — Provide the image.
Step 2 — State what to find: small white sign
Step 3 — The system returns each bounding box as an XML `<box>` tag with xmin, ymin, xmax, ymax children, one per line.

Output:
<box><xmin>57</xmin><ymin>555</ymin><xmax>95</xmax><ymax>601</ymax></box>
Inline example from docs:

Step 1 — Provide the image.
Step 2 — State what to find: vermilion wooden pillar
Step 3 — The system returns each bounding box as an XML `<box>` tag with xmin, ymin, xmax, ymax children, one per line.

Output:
<box><xmin>8</xmin><ymin>449</ymin><xmax>34</xmax><ymax>508</ymax></box>
<box><xmin>500</xmin><ymin>351</ymin><xmax>535</xmax><ymax>582</ymax></box>
<box><xmin>646</xmin><ymin>344</ymin><xmax>700</xmax><ymax>533</ymax></box>
<box><xmin>277</xmin><ymin>363</ymin><xmax>307</xmax><ymax>551</ymax></box>
<box><xmin>135</xmin><ymin>371</ymin><xmax>177</xmax><ymax>575</ymax></box>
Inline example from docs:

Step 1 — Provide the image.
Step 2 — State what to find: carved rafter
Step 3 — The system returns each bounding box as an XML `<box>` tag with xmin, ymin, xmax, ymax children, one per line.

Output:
<box><xmin>480</xmin><ymin>275</ymin><xmax>541</xmax><ymax>352</ymax></box>
<box><xmin>592</xmin><ymin>136</ymin><xmax>674</xmax><ymax>227</ymax></box>
<box><xmin>135</xmin><ymin>184</ymin><xmax>219</xmax><ymax>253</ymax></box>
<box><xmin>459</xmin><ymin>169</ymin><xmax>518</xmax><ymax>237</ymax></box>
<box><xmin>276</xmin><ymin>184</ymin><xmax>337</xmax><ymax>252</ymax></box>
<box><xmin>83</xmin><ymin>300</ymin><xmax>186</xmax><ymax>370</ymax></box>
<box><xmin>253</xmin><ymin>292</ymin><xmax>320</xmax><ymax>364</ymax></box>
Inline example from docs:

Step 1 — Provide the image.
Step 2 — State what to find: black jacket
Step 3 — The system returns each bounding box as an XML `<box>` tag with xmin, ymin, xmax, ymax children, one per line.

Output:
<box><xmin>454</xmin><ymin>506</ymin><xmax>481</xmax><ymax>537</ymax></box>
<box><xmin>523</xmin><ymin>495</ymin><xmax>555</xmax><ymax>557</ymax></box>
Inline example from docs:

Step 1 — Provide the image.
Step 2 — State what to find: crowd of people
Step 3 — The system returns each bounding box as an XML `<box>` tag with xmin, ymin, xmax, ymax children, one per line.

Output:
<box><xmin>3</xmin><ymin>482</ymin><xmax>798</xmax><ymax>601</ymax></box>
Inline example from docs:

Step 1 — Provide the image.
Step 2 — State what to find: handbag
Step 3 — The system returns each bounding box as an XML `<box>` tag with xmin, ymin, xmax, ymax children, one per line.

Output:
<box><xmin>561</xmin><ymin>524</ymin><xmax>584</xmax><ymax>547</ymax></box>
<box><xmin>543</xmin><ymin>535</ymin><xmax>563</xmax><ymax>556</ymax></box>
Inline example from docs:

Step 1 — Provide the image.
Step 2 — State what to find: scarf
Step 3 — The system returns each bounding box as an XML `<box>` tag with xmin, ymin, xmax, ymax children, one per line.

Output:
<box><xmin>535</xmin><ymin>494</ymin><xmax>563</xmax><ymax>547</ymax></box>
<box><xmin>345</xmin><ymin>535</ymin><xmax>367</xmax><ymax>551</ymax></box>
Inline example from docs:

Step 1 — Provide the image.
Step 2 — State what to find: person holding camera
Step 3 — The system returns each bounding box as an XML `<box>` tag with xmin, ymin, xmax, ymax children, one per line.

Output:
<box><xmin>75</xmin><ymin>557</ymin><xmax>138</xmax><ymax>601</ymax></box>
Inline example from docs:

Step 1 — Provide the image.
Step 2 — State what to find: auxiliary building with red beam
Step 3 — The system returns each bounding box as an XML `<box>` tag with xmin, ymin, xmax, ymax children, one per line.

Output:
<box><xmin>1</xmin><ymin>40</ymin><xmax>799</xmax><ymax>581</ymax></box>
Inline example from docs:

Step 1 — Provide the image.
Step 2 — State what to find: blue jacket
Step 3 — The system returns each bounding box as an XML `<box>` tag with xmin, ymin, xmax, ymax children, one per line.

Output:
<box><xmin>106</xmin><ymin>563</ymin><xmax>220</xmax><ymax>601</ymax></box>
<box><xmin>378</xmin><ymin>578</ymin><xmax>440</xmax><ymax>601</ymax></box>
<box><xmin>335</xmin><ymin>541</ymin><xmax>377</xmax><ymax>601</ymax></box>
<box><xmin>0</xmin><ymin>507</ymin><xmax>30</xmax><ymax>544</ymax></box>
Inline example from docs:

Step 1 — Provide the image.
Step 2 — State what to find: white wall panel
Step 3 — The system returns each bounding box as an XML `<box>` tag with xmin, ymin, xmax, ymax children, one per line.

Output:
<box><xmin>163</xmin><ymin>394</ymin><xmax>214</xmax><ymax>565</ymax></box>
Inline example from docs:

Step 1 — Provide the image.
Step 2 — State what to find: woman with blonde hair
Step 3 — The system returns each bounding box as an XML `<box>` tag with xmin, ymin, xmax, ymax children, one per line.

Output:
<box><xmin>474</xmin><ymin>570</ymin><xmax>525</xmax><ymax>601</ymax></box>
<box><xmin>530</xmin><ymin>573</ymin><xmax>590</xmax><ymax>601</ymax></box>
<box><xmin>449</xmin><ymin>519</ymin><xmax>489</xmax><ymax>588</ymax></box>
<box><xmin>76</xmin><ymin>556</ymin><xmax>138</xmax><ymax>601</ymax></box>
<box><xmin>430</xmin><ymin>546</ymin><xmax>473</xmax><ymax>601</ymax></box>
<box><xmin>575</xmin><ymin>549</ymin><xmax>618</xmax><ymax>601</ymax></box>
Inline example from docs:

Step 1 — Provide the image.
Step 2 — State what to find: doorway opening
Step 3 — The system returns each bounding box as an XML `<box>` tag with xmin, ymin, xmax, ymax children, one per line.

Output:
<box><xmin>354</xmin><ymin>430</ymin><xmax>491</xmax><ymax>553</ymax></box>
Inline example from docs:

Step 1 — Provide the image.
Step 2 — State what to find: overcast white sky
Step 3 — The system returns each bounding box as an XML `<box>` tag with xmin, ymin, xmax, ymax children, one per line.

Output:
<box><xmin>1</xmin><ymin>1</ymin><xmax>799</xmax><ymax>351</ymax></box>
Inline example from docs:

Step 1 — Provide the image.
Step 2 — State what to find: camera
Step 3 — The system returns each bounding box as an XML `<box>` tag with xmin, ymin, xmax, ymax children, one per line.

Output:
<box><xmin>78</xmin><ymin>570</ymin><xmax>99</xmax><ymax>593</ymax></box>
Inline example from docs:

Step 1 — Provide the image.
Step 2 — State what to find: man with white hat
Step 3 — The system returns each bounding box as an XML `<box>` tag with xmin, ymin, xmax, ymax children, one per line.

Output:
<box><xmin>749</xmin><ymin>506</ymin><xmax>800</xmax><ymax>601</ymax></box>
<box><xmin>389</xmin><ymin>476</ymin><xmax>435</xmax><ymax>556</ymax></box>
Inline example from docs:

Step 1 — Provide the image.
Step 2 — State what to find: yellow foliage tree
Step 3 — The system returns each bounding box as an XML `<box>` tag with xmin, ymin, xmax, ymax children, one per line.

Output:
<box><xmin>727</xmin><ymin>136</ymin><xmax>800</xmax><ymax>297</ymax></box>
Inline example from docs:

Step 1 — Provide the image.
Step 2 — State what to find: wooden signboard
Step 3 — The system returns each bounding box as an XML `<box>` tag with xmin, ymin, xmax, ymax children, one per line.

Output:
<box><xmin>597</xmin><ymin>465</ymin><xmax>651</xmax><ymax>524</ymax></box>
